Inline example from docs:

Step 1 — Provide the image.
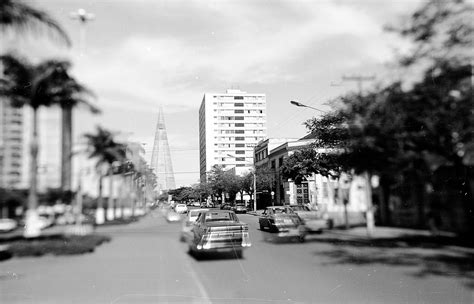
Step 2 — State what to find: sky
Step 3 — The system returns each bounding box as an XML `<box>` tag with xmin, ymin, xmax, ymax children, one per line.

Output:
<box><xmin>1</xmin><ymin>0</ymin><xmax>422</xmax><ymax>188</ymax></box>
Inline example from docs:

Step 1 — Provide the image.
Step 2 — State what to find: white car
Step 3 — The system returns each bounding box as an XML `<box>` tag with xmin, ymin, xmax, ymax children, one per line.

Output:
<box><xmin>0</xmin><ymin>218</ymin><xmax>18</xmax><ymax>232</ymax></box>
<box><xmin>180</xmin><ymin>208</ymin><xmax>208</xmax><ymax>242</ymax></box>
<box><xmin>166</xmin><ymin>211</ymin><xmax>181</xmax><ymax>222</ymax></box>
<box><xmin>174</xmin><ymin>204</ymin><xmax>188</xmax><ymax>214</ymax></box>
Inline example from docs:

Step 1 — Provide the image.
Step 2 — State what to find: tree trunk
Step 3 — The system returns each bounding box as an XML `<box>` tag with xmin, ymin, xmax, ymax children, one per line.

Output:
<box><xmin>61</xmin><ymin>105</ymin><xmax>72</xmax><ymax>199</ymax></box>
<box><xmin>364</xmin><ymin>171</ymin><xmax>375</xmax><ymax>237</ymax></box>
<box><xmin>107</xmin><ymin>169</ymin><xmax>115</xmax><ymax>221</ymax></box>
<box><xmin>380</xmin><ymin>175</ymin><xmax>392</xmax><ymax>225</ymax></box>
<box><xmin>95</xmin><ymin>174</ymin><xmax>105</xmax><ymax>225</ymax></box>
<box><xmin>24</xmin><ymin>108</ymin><xmax>41</xmax><ymax>238</ymax></box>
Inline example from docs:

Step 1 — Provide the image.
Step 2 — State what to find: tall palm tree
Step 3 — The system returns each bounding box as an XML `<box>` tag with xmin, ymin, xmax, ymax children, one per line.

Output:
<box><xmin>51</xmin><ymin>64</ymin><xmax>99</xmax><ymax>198</ymax></box>
<box><xmin>0</xmin><ymin>54</ymin><xmax>71</xmax><ymax>237</ymax></box>
<box><xmin>0</xmin><ymin>0</ymin><xmax>71</xmax><ymax>46</ymax></box>
<box><xmin>83</xmin><ymin>126</ymin><xmax>126</xmax><ymax>224</ymax></box>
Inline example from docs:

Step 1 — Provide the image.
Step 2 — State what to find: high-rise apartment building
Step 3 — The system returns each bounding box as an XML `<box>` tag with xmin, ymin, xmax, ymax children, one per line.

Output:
<box><xmin>0</xmin><ymin>98</ymin><xmax>23</xmax><ymax>189</ymax></box>
<box><xmin>199</xmin><ymin>89</ymin><xmax>267</xmax><ymax>182</ymax></box>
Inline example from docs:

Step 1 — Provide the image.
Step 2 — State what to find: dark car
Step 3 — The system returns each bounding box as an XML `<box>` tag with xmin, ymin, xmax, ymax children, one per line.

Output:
<box><xmin>220</xmin><ymin>204</ymin><xmax>232</xmax><ymax>210</ymax></box>
<box><xmin>187</xmin><ymin>210</ymin><xmax>251</xmax><ymax>258</ymax></box>
<box><xmin>259</xmin><ymin>206</ymin><xmax>306</xmax><ymax>241</ymax></box>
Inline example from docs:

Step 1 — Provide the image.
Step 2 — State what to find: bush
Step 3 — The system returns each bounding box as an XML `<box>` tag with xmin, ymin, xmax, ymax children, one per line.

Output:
<box><xmin>6</xmin><ymin>234</ymin><xmax>111</xmax><ymax>257</ymax></box>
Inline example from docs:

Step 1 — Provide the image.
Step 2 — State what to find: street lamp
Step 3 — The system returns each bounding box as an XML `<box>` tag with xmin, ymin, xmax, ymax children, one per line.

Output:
<box><xmin>290</xmin><ymin>100</ymin><xmax>326</xmax><ymax>113</ymax></box>
<box><xmin>226</xmin><ymin>154</ymin><xmax>257</xmax><ymax>212</ymax></box>
<box><xmin>70</xmin><ymin>8</ymin><xmax>95</xmax><ymax>56</ymax></box>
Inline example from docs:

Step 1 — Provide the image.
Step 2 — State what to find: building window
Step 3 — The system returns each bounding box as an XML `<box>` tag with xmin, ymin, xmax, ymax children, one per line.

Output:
<box><xmin>234</xmin><ymin>102</ymin><xmax>244</xmax><ymax>107</ymax></box>
<box><xmin>236</xmin><ymin>157</ymin><xmax>245</xmax><ymax>161</ymax></box>
<box><xmin>235</xmin><ymin>150</ymin><xmax>245</xmax><ymax>154</ymax></box>
<box><xmin>278</xmin><ymin>157</ymin><xmax>283</xmax><ymax>167</ymax></box>
<box><xmin>235</xmin><ymin>137</ymin><xmax>244</xmax><ymax>141</ymax></box>
<box><xmin>234</xmin><ymin>96</ymin><xmax>244</xmax><ymax>100</ymax></box>
<box><xmin>235</xmin><ymin>109</ymin><xmax>244</xmax><ymax>114</ymax></box>
<box><xmin>235</xmin><ymin>123</ymin><xmax>244</xmax><ymax>127</ymax></box>
<box><xmin>271</xmin><ymin>160</ymin><xmax>275</xmax><ymax>169</ymax></box>
<box><xmin>235</xmin><ymin>130</ymin><xmax>244</xmax><ymax>134</ymax></box>
<box><xmin>234</xmin><ymin>116</ymin><xmax>244</xmax><ymax>120</ymax></box>
<box><xmin>235</xmin><ymin>143</ymin><xmax>245</xmax><ymax>147</ymax></box>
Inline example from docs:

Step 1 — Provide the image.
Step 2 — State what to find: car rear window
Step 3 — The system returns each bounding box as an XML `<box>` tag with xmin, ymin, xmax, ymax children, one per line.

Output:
<box><xmin>205</xmin><ymin>212</ymin><xmax>236</xmax><ymax>222</ymax></box>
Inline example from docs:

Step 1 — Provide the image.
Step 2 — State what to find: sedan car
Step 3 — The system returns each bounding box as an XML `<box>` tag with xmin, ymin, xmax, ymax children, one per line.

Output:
<box><xmin>288</xmin><ymin>204</ymin><xmax>330</xmax><ymax>233</ymax></box>
<box><xmin>188</xmin><ymin>210</ymin><xmax>251</xmax><ymax>258</ymax></box>
<box><xmin>232</xmin><ymin>204</ymin><xmax>247</xmax><ymax>214</ymax></box>
<box><xmin>180</xmin><ymin>208</ymin><xmax>208</xmax><ymax>242</ymax></box>
<box><xmin>220</xmin><ymin>204</ymin><xmax>232</xmax><ymax>210</ymax></box>
<box><xmin>175</xmin><ymin>203</ymin><xmax>188</xmax><ymax>214</ymax></box>
<box><xmin>259</xmin><ymin>206</ymin><xmax>306</xmax><ymax>241</ymax></box>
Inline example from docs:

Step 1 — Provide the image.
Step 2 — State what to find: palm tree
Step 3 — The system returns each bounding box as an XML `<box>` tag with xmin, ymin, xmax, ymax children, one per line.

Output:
<box><xmin>0</xmin><ymin>54</ymin><xmax>72</xmax><ymax>237</ymax></box>
<box><xmin>52</xmin><ymin>64</ymin><xmax>99</xmax><ymax>199</ymax></box>
<box><xmin>83</xmin><ymin>126</ymin><xmax>126</xmax><ymax>224</ymax></box>
<box><xmin>0</xmin><ymin>0</ymin><xmax>71</xmax><ymax>46</ymax></box>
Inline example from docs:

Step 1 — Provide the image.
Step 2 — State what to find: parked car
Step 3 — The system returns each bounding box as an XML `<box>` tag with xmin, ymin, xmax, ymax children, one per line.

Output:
<box><xmin>166</xmin><ymin>210</ymin><xmax>181</xmax><ymax>222</ymax></box>
<box><xmin>175</xmin><ymin>204</ymin><xmax>188</xmax><ymax>214</ymax></box>
<box><xmin>258</xmin><ymin>206</ymin><xmax>306</xmax><ymax>241</ymax></box>
<box><xmin>220</xmin><ymin>204</ymin><xmax>232</xmax><ymax>210</ymax></box>
<box><xmin>187</xmin><ymin>210</ymin><xmax>251</xmax><ymax>258</ymax></box>
<box><xmin>232</xmin><ymin>204</ymin><xmax>247</xmax><ymax>214</ymax></box>
<box><xmin>287</xmin><ymin>204</ymin><xmax>330</xmax><ymax>233</ymax></box>
<box><xmin>180</xmin><ymin>208</ymin><xmax>208</xmax><ymax>242</ymax></box>
<box><xmin>0</xmin><ymin>218</ymin><xmax>18</xmax><ymax>233</ymax></box>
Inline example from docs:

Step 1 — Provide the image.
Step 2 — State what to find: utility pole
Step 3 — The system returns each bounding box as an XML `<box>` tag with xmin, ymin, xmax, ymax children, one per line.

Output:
<box><xmin>342</xmin><ymin>74</ymin><xmax>376</xmax><ymax>237</ymax></box>
<box><xmin>342</xmin><ymin>75</ymin><xmax>375</xmax><ymax>96</ymax></box>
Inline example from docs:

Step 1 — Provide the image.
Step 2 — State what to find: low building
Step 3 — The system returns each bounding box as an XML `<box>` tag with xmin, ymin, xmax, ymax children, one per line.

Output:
<box><xmin>254</xmin><ymin>135</ymin><xmax>368</xmax><ymax>227</ymax></box>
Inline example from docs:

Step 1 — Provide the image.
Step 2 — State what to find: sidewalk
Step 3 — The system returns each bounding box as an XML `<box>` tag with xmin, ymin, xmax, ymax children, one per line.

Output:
<box><xmin>323</xmin><ymin>226</ymin><xmax>474</xmax><ymax>251</ymax></box>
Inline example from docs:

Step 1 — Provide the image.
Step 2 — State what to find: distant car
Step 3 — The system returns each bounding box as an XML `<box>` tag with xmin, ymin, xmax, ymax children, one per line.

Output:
<box><xmin>175</xmin><ymin>204</ymin><xmax>188</xmax><ymax>214</ymax></box>
<box><xmin>232</xmin><ymin>204</ymin><xmax>247</xmax><ymax>214</ymax></box>
<box><xmin>288</xmin><ymin>205</ymin><xmax>330</xmax><ymax>233</ymax></box>
<box><xmin>220</xmin><ymin>204</ymin><xmax>232</xmax><ymax>210</ymax></box>
<box><xmin>259</xmin><ymin>206</ymin><xmax>306</xmax><ymax>242</ymax></box>
<box><xmin>187</xmin><ymin>210</ymin><xmax>251</xmax><ymax>258</ymax></box>
<box><xmin>180</xmin><ymin>208</ymin><xmax>208</xmax><ymax>242</ymax></box>
<box><xmin>166</xmin><ymin>211</ymin><xmax>181</xmax><ymax>222</ymax></box>
<box><xmin>0</xmin><ymin>218</ymin><xmax>18</xmax><ymax>233</ymax></box>
<box><xmin>192</xmin><ymin>202</ymin><xmax>201</xmax><ymax>207</ymax></box>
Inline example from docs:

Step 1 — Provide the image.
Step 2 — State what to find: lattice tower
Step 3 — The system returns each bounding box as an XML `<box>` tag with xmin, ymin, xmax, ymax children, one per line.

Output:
<box><xmin>150</xmin><ymin>106</ymin><xmax>176</xmax><ymax>193</ymax></box>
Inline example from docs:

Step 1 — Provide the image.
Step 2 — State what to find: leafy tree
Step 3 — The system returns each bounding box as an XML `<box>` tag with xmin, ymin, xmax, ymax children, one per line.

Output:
<box><xmin>0</xmin><ymin>0</ymin><xmax>71</xmax><ymax>46</ymax></box>
<box><xmin>282</xmin><ymin>0</ymin><xmax>473</xmax><ymax>231</ymax></box>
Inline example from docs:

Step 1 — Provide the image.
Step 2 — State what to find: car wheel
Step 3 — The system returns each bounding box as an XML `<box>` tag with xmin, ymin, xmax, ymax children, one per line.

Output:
<box><xmin>234</xmin><ymin>250</ymin><xmax>243</xmax><ymax>259</ymax></box>
<box><xmin>259</xmin><ymin>223</ymin><xmax>265</xmax><ymax>230</ymax></box>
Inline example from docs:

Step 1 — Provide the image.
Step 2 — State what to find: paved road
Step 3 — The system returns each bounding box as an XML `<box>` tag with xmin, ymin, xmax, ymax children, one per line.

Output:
<box><xmin>1</xmin><ymin>210</ymin><xmax>472</xmax><ymax>303</ymax></box>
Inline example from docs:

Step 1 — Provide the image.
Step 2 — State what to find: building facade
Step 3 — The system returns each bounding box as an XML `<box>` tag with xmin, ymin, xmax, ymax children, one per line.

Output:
<box><xmin>254</xmin><ymin>135</ymin><xmax>367</xmax><ymax>227</ymax></box>
<box><xmin>199</xmin><ymin>89</ymin><xmax>267</xmax><ymax>181</ymax></box>
<box><xmin>0</xmin><ymin>98</ymin><xmax>23</xmax><ymax>189</ymax></box>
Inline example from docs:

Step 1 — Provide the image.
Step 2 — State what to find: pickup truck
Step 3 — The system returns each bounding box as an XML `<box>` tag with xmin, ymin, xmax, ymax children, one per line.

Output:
<box><xmin>188</xmin><ymin>210</ymin><xmax>251</xmax><ymax>258</ymax></box>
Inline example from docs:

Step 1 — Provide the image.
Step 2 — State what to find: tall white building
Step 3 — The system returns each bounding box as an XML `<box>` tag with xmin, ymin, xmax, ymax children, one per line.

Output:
<box><xmin>199</xmin><ymin>89</ymin><xmax>267</xmax><ymax>182</ymax></box>
<box><xmin>0</xmin><ymin>98</ymin><xmax>24</xmax><ymax>189</ymax></box>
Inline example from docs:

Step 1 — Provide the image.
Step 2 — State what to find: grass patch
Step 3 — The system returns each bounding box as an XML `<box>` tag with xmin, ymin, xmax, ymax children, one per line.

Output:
<box><xmin>5</xmin><ymin>234</ymin><xmax>111</xmax><ymax>258</ymax></box>
<box><xmin>101</xmin><ymin>216</ymin><xmax>139</xmax><ymax>226</ymax></box>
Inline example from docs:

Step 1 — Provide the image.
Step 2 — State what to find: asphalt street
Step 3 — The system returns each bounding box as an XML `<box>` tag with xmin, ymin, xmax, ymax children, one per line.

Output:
<box><xmin>0</xmin><ymin>210</ymin><xmax>472</xmax><ymax>303</ymax></box>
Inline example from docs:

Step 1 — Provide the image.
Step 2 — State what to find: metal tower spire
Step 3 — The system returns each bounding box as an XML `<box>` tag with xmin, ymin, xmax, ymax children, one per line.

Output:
<box><xmin>150</xmin><ymin>106</ymin><xmax>176</xmax><ymax>193</ymax></box>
